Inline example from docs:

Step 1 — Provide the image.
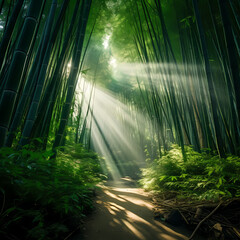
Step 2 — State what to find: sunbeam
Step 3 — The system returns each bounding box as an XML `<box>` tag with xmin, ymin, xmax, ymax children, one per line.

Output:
<box><xmin>77</xmin><ymin>80</ymin><xmax>152</xmax><ymax>180</ymax></box>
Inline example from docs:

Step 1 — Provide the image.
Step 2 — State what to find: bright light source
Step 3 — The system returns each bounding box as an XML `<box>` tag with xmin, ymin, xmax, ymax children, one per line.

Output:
<box><xmin>110</xmin><ymin>57</ymin><xmax>117</xmax><ymax>68</ymax></box>
<box><xmin>66</xmin><ymin>61</ymin><xmax>72</xmax><ymax>77</ymax></box>
<box><xmin>103</xmin><ymin>35</ymin><xmax>110</xmax><ymax>49</ymax></box>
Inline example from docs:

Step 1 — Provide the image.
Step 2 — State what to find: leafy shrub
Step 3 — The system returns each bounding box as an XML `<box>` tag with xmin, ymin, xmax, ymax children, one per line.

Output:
<box><xmin>139</xmin><ymin>145</ymin><xmax>240</xmax><ymax>201</ymax></box>
<box><xmin>0</xmin><ymin>144</ymin><xmax>104</xmax><ymax>240</ymax></box>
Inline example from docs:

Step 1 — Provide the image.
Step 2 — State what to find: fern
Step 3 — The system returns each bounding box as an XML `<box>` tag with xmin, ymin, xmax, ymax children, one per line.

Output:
<box><xmin>139</xmin><ymin>145</ymin><xmax>240</xmax><ymax>201</ymax></box>
<box><xmin>0</xmin><ymin>144</ymin><xmax>105</xmax><ymax>239</ymax></box>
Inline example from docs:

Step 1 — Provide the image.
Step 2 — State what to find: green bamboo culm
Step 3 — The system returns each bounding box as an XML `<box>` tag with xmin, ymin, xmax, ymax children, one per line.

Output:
<box><xmin>31</xmin><ymin>0</ymin><xmax>81</xmax><ymax>146</ymax></box>
<box><xmin>5</xmin><ymin>0</ymin><xmax>71</xmax><ymax>147</ymax></box>
<box><xmin>19</xmin><ymin>0</ymin><xmax>58</xmax><ymax>147</ymax></box>
<box><xmin>5</xmin><ymin>21</ymin><xmax>49</xmax><ymax>147</ymax></box>
<box><xmin>52</xmin><ymin>0</ymin><xmax>92</xmax><ymax>152</ymax></box>
<box><xmin>0</xmin><ymin>0</ymin><xmax>45</xmax><ymax>147</ymax></box>
<box><xmin>192</xmin><ymin>0</ymin><xmax>224</xmax><ymax>157</ymax></box>
<box><xmin>0</xmin><ymin>0</ymin><xmax>24</xmax><ymax>73</ymax></box>
<box><xmin>218</xmin><ymin>0</ymin><xmax>240</xmax><ymax>123</ymax></box>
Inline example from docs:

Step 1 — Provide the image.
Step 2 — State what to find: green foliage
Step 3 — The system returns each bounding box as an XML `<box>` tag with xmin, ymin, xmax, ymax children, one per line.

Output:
<box><xmin>0</xmin><ymin>144</ymin><xmax>104</xmax><ymax>240</ymax></box>
<box><xmin>139</xmin><ymin>145</ymin><xmax>240</xmax><ymax>201</ymax></box>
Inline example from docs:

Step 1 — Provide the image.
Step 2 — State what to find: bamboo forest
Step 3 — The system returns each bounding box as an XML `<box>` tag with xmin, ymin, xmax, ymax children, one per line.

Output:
<box><xmin>0</xmin><ymin>0</ymin><xmax>240</xmax><ymax>239</ymax></box>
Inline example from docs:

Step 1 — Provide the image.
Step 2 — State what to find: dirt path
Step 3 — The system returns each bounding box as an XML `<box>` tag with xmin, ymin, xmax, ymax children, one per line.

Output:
<box><xmin>71</xmin><ymin>178</ymin><xmax>198</xmax><ymax>240</ymax></box>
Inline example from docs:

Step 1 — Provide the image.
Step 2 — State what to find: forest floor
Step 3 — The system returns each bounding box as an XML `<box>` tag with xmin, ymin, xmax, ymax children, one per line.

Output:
<box><xmin>70</xmin><ymin>178</ymin><xmax>204</xmax><ymax>240</ymax></box>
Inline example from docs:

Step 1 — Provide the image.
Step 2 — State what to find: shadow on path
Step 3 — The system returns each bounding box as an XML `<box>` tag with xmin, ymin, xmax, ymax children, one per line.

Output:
<box><xmin>71</xmin><ymin>178</ymin><xmax>201</xmax><ymax>240</ymax></box>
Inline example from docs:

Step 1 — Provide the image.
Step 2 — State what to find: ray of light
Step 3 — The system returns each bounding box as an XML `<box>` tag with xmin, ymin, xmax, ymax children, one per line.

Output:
<box><xmin>76</xmin><ymin>79</ymin><xmax>154</xmax><ymax>180</ymax></box>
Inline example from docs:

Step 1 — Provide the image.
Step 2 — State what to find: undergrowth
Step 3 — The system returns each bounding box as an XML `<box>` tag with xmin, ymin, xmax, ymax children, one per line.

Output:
<box><xmin>0</xmin><ymin>144</ymin><xmax>105</xmax><ymax>240</ymax></box>
<box><xmin>139</xmin><ymin>145</ymin><xmax>240</xmax><ymax>201</ymax></box>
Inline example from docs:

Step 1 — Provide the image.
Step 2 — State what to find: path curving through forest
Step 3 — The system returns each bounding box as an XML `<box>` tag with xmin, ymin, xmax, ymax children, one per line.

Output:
<box><xmin>71</xmin><ymin>178</ymin><xmax>199</xmax><ymax>240</ymax></box>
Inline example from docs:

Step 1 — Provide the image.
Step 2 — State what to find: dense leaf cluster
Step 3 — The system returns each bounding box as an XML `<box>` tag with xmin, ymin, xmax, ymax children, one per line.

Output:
<box><xmin>140</xmin><ymin>145</ymin><xmax>240</xmax><ymax>201</ymax></box>
<box><xmin>0</xmin><ymin>144</ymin><xmax>104</xmax><ymax>240</ymax></box>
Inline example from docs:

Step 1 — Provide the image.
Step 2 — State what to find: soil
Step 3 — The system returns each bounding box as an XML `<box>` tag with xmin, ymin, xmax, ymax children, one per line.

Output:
<box><xmin>70</xmin><ymin>178</ymin><xmax>204</xmax><ymax>240</ymax></box>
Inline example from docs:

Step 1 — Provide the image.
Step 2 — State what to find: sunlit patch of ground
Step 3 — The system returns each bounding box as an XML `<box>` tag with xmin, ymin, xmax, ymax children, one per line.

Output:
<box><xmin>71</xmin><ymin>178</ymin><xmax>204</xmax><ymax>240</ymax></box>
